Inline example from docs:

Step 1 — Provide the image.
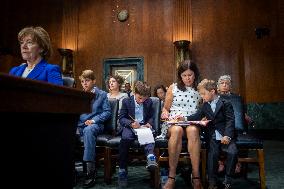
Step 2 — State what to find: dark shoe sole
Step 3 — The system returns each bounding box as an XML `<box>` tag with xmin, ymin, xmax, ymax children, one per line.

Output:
<box><xmin>83</xmin><ymin>178</ymin><xmax>96</xmax><ymax>188</ymax></box>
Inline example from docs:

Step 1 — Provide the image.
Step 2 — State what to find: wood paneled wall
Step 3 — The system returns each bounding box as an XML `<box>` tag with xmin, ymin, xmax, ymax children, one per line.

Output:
<box><xmin>0</xmin><ymin>0</ymin><xmax>283</xmax><ymax>103</ymax></box>
<box><xmin>0</xmin><ymin>0</ymin><xmax>63</xmax><ymax>72</ymax></box>
<box><xmin>191</xmin><ymin>0</ymin><xmax>284</xmax><ymax>103</ymax></box>
<box><xmin>71</xmin><ymin>0</ymin><xmax>176</xmax><ymax>89</ymax></box>
<box><xmin>173</xmin><ymin>0</ymin><xmax>191</xmax><ymax>42</ymax></box>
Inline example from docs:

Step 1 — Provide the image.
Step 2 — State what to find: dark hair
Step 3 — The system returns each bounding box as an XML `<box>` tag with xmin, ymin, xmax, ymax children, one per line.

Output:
<box><xmin>177</xmin><ymin>59</ymin><xmax>200</xmax><ymax>91</ymax></box>
<box><xmin>134</xmin><ymin>81</ymin><xmax>151</xmax><ymax>97</ymax></box>
<box><xmin>153</xmin><ymin>84</ymin><xmax>167</xmax><ymax>97</ymax></box>
<box><xmin>106</xmin><ymin>75</ymin><xmax>125</xmax><ymax>90</ymax></box>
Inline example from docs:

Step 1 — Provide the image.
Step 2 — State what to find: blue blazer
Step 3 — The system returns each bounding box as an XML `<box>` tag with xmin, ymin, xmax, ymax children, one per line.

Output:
<box><xmin>9</xmin><ymin>59</ymin><xmax>63</xmax><ymax>86</ymax></box>
<box><xmin>119</xmin><ymin>96</ymin><xmax>154</xmax><ymax>129</ymax></box>
<box><xmin>78</xmin><ymin>87</ymin><xmax>111</xmax><ymax>127</ymax></box>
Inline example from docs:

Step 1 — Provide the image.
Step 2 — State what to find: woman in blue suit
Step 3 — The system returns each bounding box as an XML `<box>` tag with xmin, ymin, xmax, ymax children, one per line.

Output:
<box><xmin>9</xmin><ymin>26</ymin><xmax>63</xmax><ymax>85</ymax></box>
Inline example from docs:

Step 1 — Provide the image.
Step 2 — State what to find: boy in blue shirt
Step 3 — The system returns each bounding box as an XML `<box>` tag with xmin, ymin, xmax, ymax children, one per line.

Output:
<box><xmin>118</xmin><ymin>81</ymin><xmax>157</xmax><ymax>187</ymax></box>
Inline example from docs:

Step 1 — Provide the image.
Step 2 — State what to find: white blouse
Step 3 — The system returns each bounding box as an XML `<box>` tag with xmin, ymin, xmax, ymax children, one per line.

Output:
<box><xmin>107</xmin><ymin>92</ymin><xmax>128</xmax><ymax>111</ymax></box>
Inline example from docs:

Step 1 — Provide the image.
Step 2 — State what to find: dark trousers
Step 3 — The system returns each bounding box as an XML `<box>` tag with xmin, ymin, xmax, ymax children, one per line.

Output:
<box><xmin>119</xmin><ymin>127</ymin><xmax>155</xmax><ymax>169</ymax></box>
<box><xmin>207</xmin><ymin>137</ymin><xmax>238</xmax><ymax>184</ymax></box>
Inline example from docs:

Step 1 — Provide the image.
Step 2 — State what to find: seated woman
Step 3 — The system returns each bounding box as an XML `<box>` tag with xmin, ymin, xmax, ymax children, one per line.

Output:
<box><xmin>153</xmin><ymin>84</ymin><xmax>167</xmax><ymax>108</ymax></box>
<box><xmin>161</xmin><ymin>60</ymin><xmax>203</xmax><ymax>189</ymax></box>
<box><xmin>106</xmin><ymin>75</ymin><xmax>129</xmax><ymax>111</ymax></box>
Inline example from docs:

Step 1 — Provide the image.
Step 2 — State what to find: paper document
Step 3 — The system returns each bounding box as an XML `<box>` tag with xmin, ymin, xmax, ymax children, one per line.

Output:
<box><xmin>134</xmin><ymin>127</ymin><xmax>155</xmax><ymax>145</ymax></box>
<box><xmin>166</xmin><ymin>120</ymin><xmax>210</xmax><ymax>127</ymax></box>
<box><xmin>215</xmin><ymin>130</ymin><xmax>223</xmax><ymax>140</ymax></box>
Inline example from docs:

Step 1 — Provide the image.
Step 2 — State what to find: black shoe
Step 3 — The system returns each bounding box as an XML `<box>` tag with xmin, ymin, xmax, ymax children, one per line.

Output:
<box><xmin>83</xmin><ymin>170</ymin><xmax>97</xmax><ymax>188</ymax></box>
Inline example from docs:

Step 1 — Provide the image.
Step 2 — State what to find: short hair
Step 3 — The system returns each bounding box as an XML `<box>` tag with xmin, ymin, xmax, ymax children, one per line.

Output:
<box><xmin>217</xmin><ymin>75</ymin><xmax>232</xmax><ymax>87</ymax></box>
<box><xmin>153</xmin><ymin>84</ymin><xmax>167</xmax><ymax>97</ymax></box>
<box><xmin>18</xmin><ymin>26</ymin><xmax>52</xmax><ymax>60</ymax></box>
<box><xmin>79</xmin><ymin>70</ymin><xmax>96</xmax><ymax>80</ymax></box>
<box><xmin>134</xmin><ymin>81</ymin><xmax>151</xmax><ymax>97</ymax></box>
<box><xmin>197</xmin><ymin>79</ymin><xmax>217</xmax><ymax>93</ymax></box>
<box><xmin>106</xmin><ymin>75</ymin><xmax>125</xmax><ymax>90</ymax></box>
<box><xmin>177</xmin><ymin>59</ymin><xmax>200</xmax><ymax>91</ymax></box>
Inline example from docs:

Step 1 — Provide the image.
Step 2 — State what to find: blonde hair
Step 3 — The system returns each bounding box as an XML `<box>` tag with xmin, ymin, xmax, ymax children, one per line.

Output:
<box><xmin>197</xmin><ymin>79</ymin><xmax>217</xmax><ymax>92</ymax></box>
<box><xmin>79</xmin><ymin>70</ymin><xmax>96</xmax><ymax>81</ymax></box>
<box><xmin>18</xmin><ymin>26</ymin><xmax>52</xmax><ymax>60</ymax></box>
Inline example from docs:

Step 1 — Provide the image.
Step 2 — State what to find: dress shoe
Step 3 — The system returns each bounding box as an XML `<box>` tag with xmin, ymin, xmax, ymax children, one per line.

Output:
<box><xmin>83</xmin><ymin>170</ymin><xmax>97</xmax><ymax>188</ymax></box>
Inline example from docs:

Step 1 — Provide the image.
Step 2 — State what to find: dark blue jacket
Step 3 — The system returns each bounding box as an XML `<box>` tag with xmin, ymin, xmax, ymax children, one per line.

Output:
<box><xmin>119</xmin><ymin>96</ymin><xmax>154</xmax><ymax>128</ymax></box>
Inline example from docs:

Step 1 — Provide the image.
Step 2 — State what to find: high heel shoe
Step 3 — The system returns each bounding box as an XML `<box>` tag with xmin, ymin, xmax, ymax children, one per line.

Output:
<box><xmin>162</xmin><ymin>176</ymin><xmax>175</xmax><ymax>189</ymax></box>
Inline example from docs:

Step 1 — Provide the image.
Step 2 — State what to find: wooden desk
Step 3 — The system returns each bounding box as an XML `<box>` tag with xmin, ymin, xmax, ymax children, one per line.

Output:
<box><xmin>0</xmin><ymin>73</ymin><xmax>93</xmax><ymax>188</ymax></box>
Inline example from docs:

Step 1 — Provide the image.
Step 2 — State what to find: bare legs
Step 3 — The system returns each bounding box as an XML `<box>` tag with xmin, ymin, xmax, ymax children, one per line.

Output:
<box><xmin>163</xmin><ymin>126</ymin><xmax>183</xmax><ymax>189</ymax></box>
<box><xmin>163</xmin><ymin>125</ymin><xmax>202</xmax><ymax>189</ymax></box>
<box><xmin>186</xmin><ymin>126</ymin><xmax>202</xmax><ymax>189</ymax></box>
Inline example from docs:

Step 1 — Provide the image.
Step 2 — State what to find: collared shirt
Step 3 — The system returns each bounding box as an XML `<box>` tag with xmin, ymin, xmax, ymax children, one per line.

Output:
<box><xmin>208</xmin><ymin>95</ymin><xmax>220</xmax><ymax>113</ymax></box>
<box><xmin>134</xmin><ymin>99</ymin><xmax>144</xmax><ymax>124</ymax></box>
<box><xmin>208</xmin><ymin>96</ymin><xmax>223</xmax><ymax>140</ymax></box>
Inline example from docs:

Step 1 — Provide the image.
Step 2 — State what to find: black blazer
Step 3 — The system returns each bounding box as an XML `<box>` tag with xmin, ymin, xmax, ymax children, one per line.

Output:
<box><xmin>187</xmin><ymin>98</ymin><xmax>236</xmax><ymax>139</ymax></box>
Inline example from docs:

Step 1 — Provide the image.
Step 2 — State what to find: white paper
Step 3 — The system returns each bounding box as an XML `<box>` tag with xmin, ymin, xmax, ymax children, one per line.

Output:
<box><xmin>215</xmin><ymin>130</ymin><xmax>223</xmax><ymax>140</ymax></box>
<box><xmin>134</xmin><ymin>127</ymin><xmax>155</xmax><ymax>145</ymax></box>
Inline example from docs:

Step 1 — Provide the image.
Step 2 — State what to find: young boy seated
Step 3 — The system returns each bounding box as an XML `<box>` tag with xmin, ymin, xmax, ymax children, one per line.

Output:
<box><xmin>118</xmin><ymin>81</ymin><xmax>157</xmax><ymax>187</ymax></box>
<box><xmin>77</xmin><ymin>70</ymin><xmax>111</xmax><ymax>188</ymax></box>
<box><xmin>186</xmin><ymin>79</ymin><xmax>238</xmax><ymax>189</ymax></box>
